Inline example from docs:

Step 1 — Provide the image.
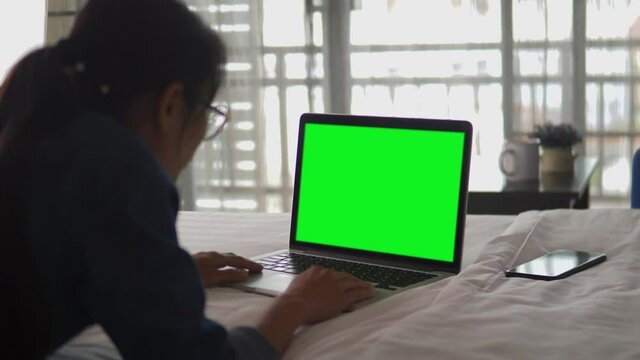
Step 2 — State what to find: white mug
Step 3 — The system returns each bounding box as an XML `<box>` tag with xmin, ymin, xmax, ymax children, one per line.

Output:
<box><xmin>499</xmin><ymin>141</ymin><xmax>540</xmax><ymax>181</ymax></box>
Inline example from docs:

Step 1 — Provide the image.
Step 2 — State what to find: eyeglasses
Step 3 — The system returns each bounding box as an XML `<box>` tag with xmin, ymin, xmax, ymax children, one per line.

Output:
<box><xmin>203</xmin><ymin>104</ymin><xmax>230</xmax><ymax>141</ymax></box>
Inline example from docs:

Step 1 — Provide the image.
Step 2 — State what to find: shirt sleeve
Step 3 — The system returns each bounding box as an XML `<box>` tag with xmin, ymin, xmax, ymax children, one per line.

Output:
<box><xmin>228</xmin><ymin>327</ymin><xmax>280</xmax><ymax>360</ymax></box>
<box><xmin>73</xmin><ymin>139</ymin><xmax>279</xmax><ymax>360</ymax></box>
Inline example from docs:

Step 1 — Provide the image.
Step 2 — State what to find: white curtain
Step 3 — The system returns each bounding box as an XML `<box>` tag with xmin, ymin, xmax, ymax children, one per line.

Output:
<box><xmin>181</xmin><ymin>0</ymin><xmax>322</xmax><ymax>212</ymax></box>
<box><xmin>181</xmin><ymin>0</ymin><xmax>511</xmax><ymax>212</ymax></box>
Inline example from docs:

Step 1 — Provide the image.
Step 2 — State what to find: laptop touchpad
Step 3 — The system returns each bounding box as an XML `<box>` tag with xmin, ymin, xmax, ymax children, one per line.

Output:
<box><xmin>237</xmin><ymin>272</ymin><xmax>295</xmax><ymax>296</ymax></box>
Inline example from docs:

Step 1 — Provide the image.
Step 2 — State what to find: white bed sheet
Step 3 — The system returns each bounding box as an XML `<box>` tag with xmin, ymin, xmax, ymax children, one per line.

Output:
<box><xmin>51</xmin><ymin>210</ymin><xmax>640</xmax><ymax>359</ymax></box>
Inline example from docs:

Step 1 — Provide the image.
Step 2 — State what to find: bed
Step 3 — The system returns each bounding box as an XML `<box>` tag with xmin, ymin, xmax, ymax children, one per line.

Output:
<box><xmin>51</xmin><ymin>209</ymin><xmax>640</xmax><ymax>359</ymax></box>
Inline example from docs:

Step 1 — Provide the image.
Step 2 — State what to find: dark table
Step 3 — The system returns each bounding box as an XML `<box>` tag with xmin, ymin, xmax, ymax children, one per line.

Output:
<box><xmin>467</xmin><ymin>156</ymin><xmax>599</xmax><ymax>215</ymax></box>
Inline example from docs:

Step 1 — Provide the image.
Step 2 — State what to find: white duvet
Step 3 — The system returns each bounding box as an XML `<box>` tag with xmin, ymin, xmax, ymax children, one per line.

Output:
<box><xmin>51</xmin><ymin>210</ymin><xmax>640</xmax><ymax>359</ymax></box>
<box><xmin>282</xmin><ymin>209</ymin><xmax>640</xmax><ymax>360</ymax></box>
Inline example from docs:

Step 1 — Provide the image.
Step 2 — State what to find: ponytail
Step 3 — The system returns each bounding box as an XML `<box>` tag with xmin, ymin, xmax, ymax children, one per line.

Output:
<box><xmin>0</xmin><ymin>44</ymin><xmax>81</xmax><ymax>149</ymax></box>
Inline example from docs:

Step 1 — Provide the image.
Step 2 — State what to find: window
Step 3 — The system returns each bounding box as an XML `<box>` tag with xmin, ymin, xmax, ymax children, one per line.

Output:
<box><xmin>585</xmin><ymin>0</ymin><xmax>640</xmax><ymax>198</ymax></box>
<box><xmin>348</xmin><ymin>0</ymin><xmax>504</xmax><ymax>161</ymax></box>
<box><xmin>46</xmin><ymin>0</ymin><xmax>85</xmax><ymax>45</ymax></box>
<box><xmin>46</xmin><ymin>0</ymin><xmax>640</xmax><ymax>211</ymax></box>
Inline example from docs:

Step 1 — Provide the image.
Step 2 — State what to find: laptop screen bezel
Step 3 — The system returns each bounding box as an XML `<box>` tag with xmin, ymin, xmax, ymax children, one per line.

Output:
<box><xmin>288</xmin><ymin>113</ymin><xmax>473</xmax><ymax>274</ymax></box>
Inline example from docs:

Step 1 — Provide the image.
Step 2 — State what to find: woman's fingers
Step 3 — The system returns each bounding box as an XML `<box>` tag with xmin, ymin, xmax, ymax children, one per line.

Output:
<box><xmin>217</xmin><ymin>253</ymin><xmax>263</xmax><ymax>273</ymax></box>
<box><xmin>193</xmin><ymin>251</ymin><xmax>262</xmax><ymax>287</ymax></box>
<box><xmin>209</xmin><ymin>269</ymin><xmax>249</xmax><ymax>285</ymax></box>
<box><xmin>345</xmin><ymin>284</ymin><xmax>375</xmax><ymax>303</ymax></box>
<box><xmin>337</xmin><ymin>275</ymin><xmax>373</xmax><ymax>291</ymax></box>
<box><xmin>194</xmin><ymin>251</ymin><xmax>263</xmax><ymax>272</ymax></box>
<box><xmin>204</xmin><ymin>268</ymin><xmax>250</xmax><ymax>286</ymax></box>
<box><xmin>335</xmin><ymin>275</ymin><xmax>375</xmax><ymax>305</ymax></box>
<box><xmin>281</xmin><ymin>266</ymin><xmax>375</xmax><ymax>324</ymax></box>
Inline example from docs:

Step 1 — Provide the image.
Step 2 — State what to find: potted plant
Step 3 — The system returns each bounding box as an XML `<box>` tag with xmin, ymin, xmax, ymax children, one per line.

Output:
<box><xmin>529</xmin><ymin>122</ymin><xmax>583</xmax><ymax>174</ymax></box>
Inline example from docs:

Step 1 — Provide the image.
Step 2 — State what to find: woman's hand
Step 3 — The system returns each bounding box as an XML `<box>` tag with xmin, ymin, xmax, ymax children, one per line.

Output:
<box><xmin>192</xmin><ymin>251</ymin><xmax>262</xmax><ymax>287</ymax></box>
<box><xmin>281</xmin><ymin>266</ymin><xmax>374</xmax><ymax>324</ymax></box>
<box><xmin>256</xmin><ymin>266</ymin><xmax>374</xmax><ymax>353</ymax></box>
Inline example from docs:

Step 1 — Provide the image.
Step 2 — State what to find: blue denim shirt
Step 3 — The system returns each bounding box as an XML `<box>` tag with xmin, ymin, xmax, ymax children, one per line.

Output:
<box><xmin>16</xmin><ymin>111</ymin><xmax>278</xmax><ymax>359</ymax></box>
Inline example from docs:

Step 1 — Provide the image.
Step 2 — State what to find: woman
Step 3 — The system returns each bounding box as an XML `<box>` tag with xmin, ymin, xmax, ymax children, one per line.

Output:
<box><xmin>0</xmin><ymin>0</ymin><xmax>373</xmax><ymax>359</ymax></box>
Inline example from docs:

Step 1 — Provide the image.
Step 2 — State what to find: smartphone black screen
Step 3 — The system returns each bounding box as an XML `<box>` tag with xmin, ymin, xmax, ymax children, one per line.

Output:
<box><xmin>505</xmin><ymin>249</ymin><xmax>606</xmax><ymax>280</ymax></box>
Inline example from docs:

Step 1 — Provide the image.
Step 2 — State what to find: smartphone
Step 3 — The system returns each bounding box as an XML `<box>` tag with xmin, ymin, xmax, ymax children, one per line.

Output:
<box><xmin>505</xmin><ymin>249</ymin><xmax>606</xmax><ymax>281</ymax></box>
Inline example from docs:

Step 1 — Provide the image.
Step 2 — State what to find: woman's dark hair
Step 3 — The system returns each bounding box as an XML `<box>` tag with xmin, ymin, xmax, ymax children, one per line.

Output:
<box><xmin>0</xmin><ymin>1</ymin><xmax>225</xmax><ymax>357</ymax></box>
<box><xmin>0</xmin><ymin>0</ymin><xmax>226</xmax><ymax>145</ymax></box>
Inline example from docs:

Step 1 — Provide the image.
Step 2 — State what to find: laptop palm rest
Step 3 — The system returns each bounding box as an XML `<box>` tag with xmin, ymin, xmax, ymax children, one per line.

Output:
<box><xmin>234</xmin><ymin>271</ymin><xmax>295</xmax><ymax>297</ymax></box>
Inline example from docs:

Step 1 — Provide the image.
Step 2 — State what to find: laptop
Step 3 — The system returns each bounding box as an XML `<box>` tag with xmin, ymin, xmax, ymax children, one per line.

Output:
<box><xmin>233</xmin><ymin>113</ymin><xmax>473</xmax><ymax>304</ymax></box>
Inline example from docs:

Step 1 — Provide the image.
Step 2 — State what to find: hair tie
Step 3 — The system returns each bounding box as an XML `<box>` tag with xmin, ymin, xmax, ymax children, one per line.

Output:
<box><xmin>56</xmin><ymin>38</ymin><xmax>86</xmax><ymax>77</ymax></box>
<box><xmin>99</xmin><ymin>84</ymin><xmax>111</xmax><ymax>95</ymax></box>
<box><xmin>55</xmin><ymin>38</ymin><xmax>111</xmax><ymax>97</ymax></box>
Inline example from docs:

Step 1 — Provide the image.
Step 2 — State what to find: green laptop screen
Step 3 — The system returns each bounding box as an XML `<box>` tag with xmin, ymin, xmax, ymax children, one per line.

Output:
<box><xmin>295</xmin><ymin>122</ymin><xmax>465</xmax><ymax>263</ymax></box>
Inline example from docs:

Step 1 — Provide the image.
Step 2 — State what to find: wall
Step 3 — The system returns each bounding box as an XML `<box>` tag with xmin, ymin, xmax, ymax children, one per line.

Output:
<box><xmin>0</xmin><ymin>1</ymin><xmax>47</xmax><ymax>83</ymax></box>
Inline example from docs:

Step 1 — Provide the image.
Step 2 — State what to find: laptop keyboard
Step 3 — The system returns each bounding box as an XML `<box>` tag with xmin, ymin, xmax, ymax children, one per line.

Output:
<box><xmin>255</xmin><ymin>252</ymin><xmax>437</xmax><ymax>290</ymax></box>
